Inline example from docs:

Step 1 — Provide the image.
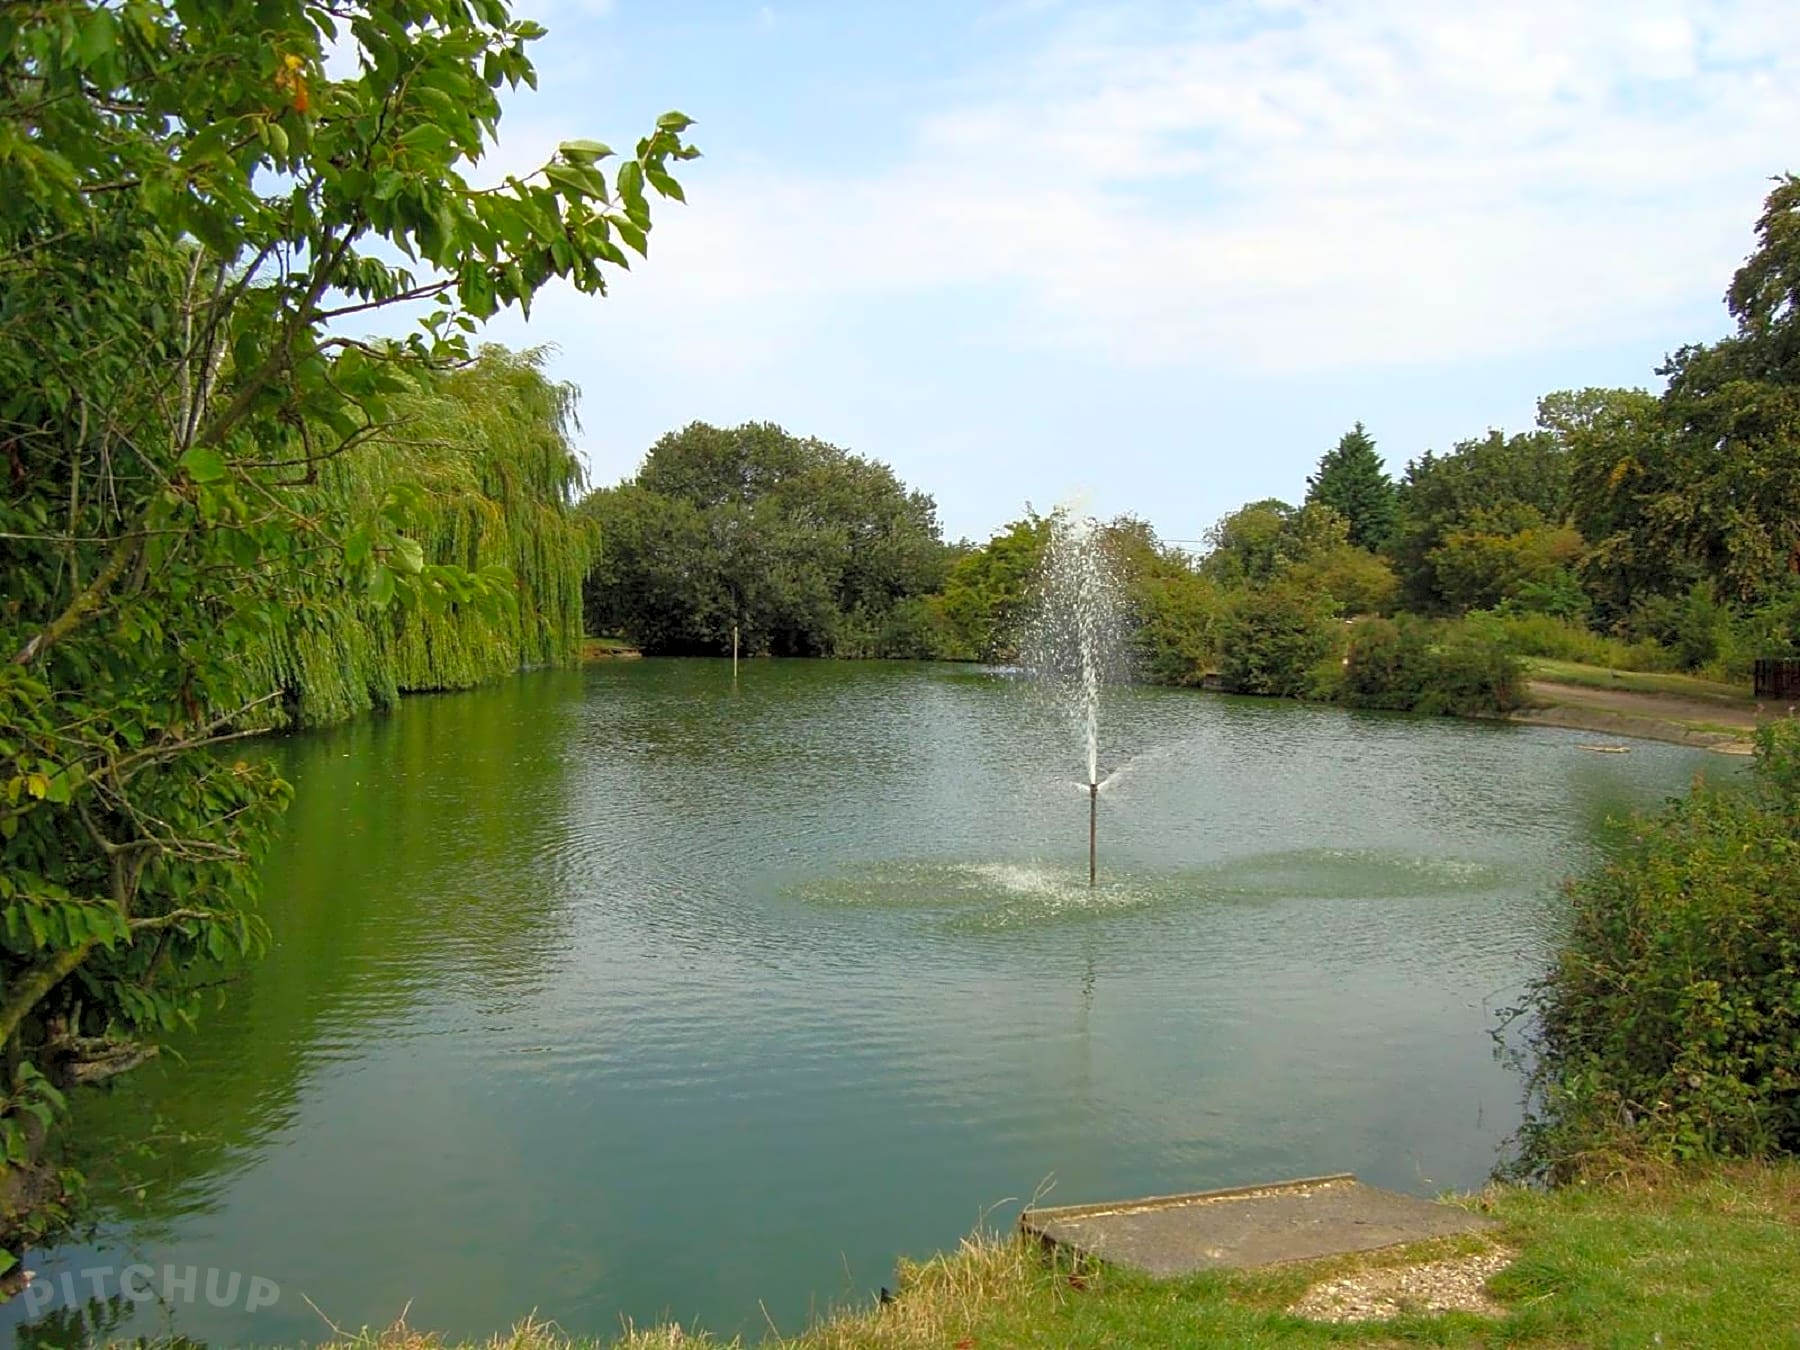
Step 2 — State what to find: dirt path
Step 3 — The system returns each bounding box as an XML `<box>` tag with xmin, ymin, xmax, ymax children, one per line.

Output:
<box><xmin>1515</xmin><ymin>679</ymin><xmax>1777</xmax><ymax>754</ymax></box>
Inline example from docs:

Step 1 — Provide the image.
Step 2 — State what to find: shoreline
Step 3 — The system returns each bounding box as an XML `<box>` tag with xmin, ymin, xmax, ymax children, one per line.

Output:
<box><xmin>301</xmin><ymin>1163</ymin><xmax>1799</xmax><ymax>1349</ymax></box>
<box><xmin>579</xmin><ymin>654</ymin><xmax>1766</xmax><ymax>753</ymax></box>
<box><xmin>1509</xmin><ymin>677</ymin><xmax>1764</xmax><ymax>755</ymax></box>
<box><xmin>1505</xmin><ymin>702</ymin><xmax>1754</xmax><ymax>755</ymax></box>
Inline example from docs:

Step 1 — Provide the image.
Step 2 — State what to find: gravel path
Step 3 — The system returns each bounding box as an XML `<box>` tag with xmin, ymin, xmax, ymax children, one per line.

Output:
<box><xmin>1291</xmin><ymin>1246</ymin><xmax>1515</xmax><ymax>1323</ymax></box>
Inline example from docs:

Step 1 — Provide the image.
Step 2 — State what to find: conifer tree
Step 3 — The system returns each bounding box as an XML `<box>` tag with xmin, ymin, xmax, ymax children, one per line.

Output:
<box><xmin>1306</xmin><ymin>423</ymin><xmax>1397</xmax><ymax>551</ymax></box>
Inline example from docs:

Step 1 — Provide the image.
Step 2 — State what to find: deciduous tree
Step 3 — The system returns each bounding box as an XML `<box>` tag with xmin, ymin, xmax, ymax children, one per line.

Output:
<box><xmin>583</xmin><ymin>423</ymin><xmax>949</xmax><ymax>657</ymax></box>
<box><xmin>0</xmin><ymin>0</ymin><xmax>693</xmax><ymax>1261</ymax></box>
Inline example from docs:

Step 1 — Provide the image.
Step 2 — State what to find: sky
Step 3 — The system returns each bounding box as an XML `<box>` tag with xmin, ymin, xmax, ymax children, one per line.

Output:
<box><xmin>464</xmin><ymin>0</ymin><xmax>1800</xmax><ymax>545</ymax></box>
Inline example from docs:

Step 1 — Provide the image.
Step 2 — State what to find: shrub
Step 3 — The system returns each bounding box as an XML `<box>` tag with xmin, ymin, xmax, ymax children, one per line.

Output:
<box><xmin>1507</xmin><ymin>566</ymin><xmax>1592</xmax><ymax>621</ymax></box>
<box><xmin>869</xmin><ymin>598</ymin><xmax>952</xmax><ymax>660</ymax></box>
<box><xmin>1340</xmin><ymin>616</ymin><xmax>1523</xmax><ymax>715</ymax></box>
<box><xmin>1338</xmin><ymin>616</ymin><xmax>1427</xmax><ymax>709</ymax></box>
<box><xmin>1464</xmin><ymin>609</ymin><xmax>1674</xmax><ymax>671</ymax></box>
<box><xmin>1215</xmin><ymin>584</ymin><xmax>1343</xmax><ymax>697</ymax></box>
<box><xmin>1625</xmin><ymin>582</ymin><xmax>1735</xmax><ymax>671</ymax></box>
<box><xmin>1727</xmin><ymin>580</ymin><xmax>1800</xmax><ymax>681</ymax></box>
<box><xmin>1510</xmin><ymin>723</ymin><xmax>1800</xmax><ymax>1180</ymax></box>
<box><xmin>1427</xmin><ymin>622</ymin><xmax>1527</xmax><ymax>714</ymax></box>
<box><xmin>1130</xmin><ymin>569</ymin><xmax>1225</xmax><ymax>685</ymax></box>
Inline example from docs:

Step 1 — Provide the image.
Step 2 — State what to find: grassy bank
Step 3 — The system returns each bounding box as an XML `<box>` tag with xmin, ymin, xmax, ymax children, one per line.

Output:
<box><xmin>330</xmin><ymin>1164</ymin><xmax>1800</xmax><ymax>1350</ymax></box>
<box><xmin>1506</xmin><ymin>657</ymin><xmax>1775</xmax><ymax>753</ymax></box>
<box><xmin>1523</xmin><ymin>658</ymin><xmax>1753</xmax><ymax>705</ymax></box>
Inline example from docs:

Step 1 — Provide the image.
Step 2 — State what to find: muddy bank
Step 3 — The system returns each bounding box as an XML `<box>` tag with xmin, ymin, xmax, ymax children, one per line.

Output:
<box><xmin>1509</xmin><ymin>680</ymin><xmax>1762</xmax><ymax>754</ymax></box>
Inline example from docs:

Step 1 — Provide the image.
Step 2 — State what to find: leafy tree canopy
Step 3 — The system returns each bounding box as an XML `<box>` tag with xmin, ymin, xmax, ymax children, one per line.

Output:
<box><xmin>1200</xmin><ymin>499</ymin><xmax>1348</xmax><ymax>587</ymax></box>
<box><xmin>0</xmin><ymin>0</ymin><xmax>692</xmax><ymax>1259</ymax></box>
<box><xmin>1214</xmin><ymin>583</ymin><xmax>1342</xmax><ymax>698</ymax></box>
<box><xmin>1530</xmin><ymin>180</ymin><xmax>1800</xmax><ymax>612</ymax></box>
<box><xmin>584</xmin><ymin>423</ymin><xmax>949</xmax><ymax>657</ymax></box>
<box><xmin>1650</xmin><ymin>177</ymin><xmax>1800</xmax><ymax>600</ymax></box>
<box><xmin>1389</xmin><ymin>429</ymin><xmax>1570</xmax><ymax>611</ymax></box>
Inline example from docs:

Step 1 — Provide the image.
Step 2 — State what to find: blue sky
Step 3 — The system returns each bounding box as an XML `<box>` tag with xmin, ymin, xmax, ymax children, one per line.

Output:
<box><xmin>467</xmin><ymin>0</ymin><xmax>1799</xmax><ymax>544</ymax></box>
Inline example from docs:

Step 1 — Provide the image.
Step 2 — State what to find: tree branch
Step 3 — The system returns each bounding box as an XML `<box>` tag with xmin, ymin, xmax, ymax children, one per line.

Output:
<box><xmin>0</xmin><ymin>943</ymin><xmax>99</xmax><ymax>1053</ymax></box>
<box><xmin>10</xmin><ymin>531</ymin><xmax>141</xmax><ymax>666</ymax></box>
<box><xmin>314</xmin><ymin>279</ymin><xmax>454</xmax><ymax>320</ymax></box>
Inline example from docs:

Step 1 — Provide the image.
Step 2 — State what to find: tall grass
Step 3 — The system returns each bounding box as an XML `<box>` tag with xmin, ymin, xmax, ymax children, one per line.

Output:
<box><xmin>328</xmin><ymin>1229</ymin><xmax>1067</xmax><ymax>1350</ymax></box>
<box><xmin>1463</xmin><ymin>611</ymin><xmax>1675</xmax><ymax>671</ymax></box>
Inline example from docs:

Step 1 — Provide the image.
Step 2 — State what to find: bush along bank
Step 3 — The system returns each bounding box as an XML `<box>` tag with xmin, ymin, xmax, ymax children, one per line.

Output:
<box><xmin>1507</xmin><ymin>720</ymin><xmax>1800</xmax><ymax>1181</ymax></box>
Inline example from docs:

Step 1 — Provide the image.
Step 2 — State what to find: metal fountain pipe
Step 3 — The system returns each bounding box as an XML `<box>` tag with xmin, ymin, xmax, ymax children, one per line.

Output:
<box><xmin>1089</xmin><ymin>779</ymin><xmax>1098</xmax><ymax>887</ymax></box>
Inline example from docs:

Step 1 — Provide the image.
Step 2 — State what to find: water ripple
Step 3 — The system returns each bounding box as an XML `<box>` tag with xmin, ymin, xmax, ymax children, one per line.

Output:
<box><xmin>15</xmin><ymin>662</ymin><xmax>1728</xmax><ymax>1350</ymax></box>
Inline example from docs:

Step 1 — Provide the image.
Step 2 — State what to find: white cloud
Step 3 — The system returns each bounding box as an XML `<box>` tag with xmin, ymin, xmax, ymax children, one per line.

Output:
<box><xmin>565</xmin><ymin>0</ymin><xmax>1799</xmax><ymax>374</ymax></box>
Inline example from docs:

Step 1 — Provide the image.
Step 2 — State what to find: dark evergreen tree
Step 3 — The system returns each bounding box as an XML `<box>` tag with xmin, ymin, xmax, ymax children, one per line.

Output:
<box><xmin>1306</xmin><ymin>422</ymin><xmax>1397</xmax><ymax>550</ymax></box>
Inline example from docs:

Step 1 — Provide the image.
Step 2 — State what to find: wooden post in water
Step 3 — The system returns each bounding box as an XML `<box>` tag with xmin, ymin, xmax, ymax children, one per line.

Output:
<box><xmin>732</xmin><ymin>624</ymin><xmax>739</xmax><ymax>681</ymax></box>
<box><xmin>1088</xmin><ymin>780</ymin><xmax>1098</xmax><ymax>887</ymax></box>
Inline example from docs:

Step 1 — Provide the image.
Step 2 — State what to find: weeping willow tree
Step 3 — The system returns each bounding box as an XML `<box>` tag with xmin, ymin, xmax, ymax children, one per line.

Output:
<box><xmin>250</xmin><ymin>345</ymin><xmax>594</xmax><ymax>728</ymax></box>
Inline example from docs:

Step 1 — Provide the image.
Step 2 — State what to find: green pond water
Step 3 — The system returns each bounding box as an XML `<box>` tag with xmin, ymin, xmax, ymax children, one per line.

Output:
<box><xmin>7</xmin><ymin>660</ymin><xmax>1727</xmax><ymax>1345</ymax></box>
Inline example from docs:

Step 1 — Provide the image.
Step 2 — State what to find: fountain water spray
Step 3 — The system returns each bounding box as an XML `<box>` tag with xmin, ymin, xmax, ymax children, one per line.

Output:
<box><xmin>1023</xmin><ymin>511</ymin><xmax>1128</xmax><ymax>886</ymax></box>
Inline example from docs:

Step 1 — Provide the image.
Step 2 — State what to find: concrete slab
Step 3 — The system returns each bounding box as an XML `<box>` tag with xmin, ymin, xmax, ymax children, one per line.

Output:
<box><xmin>1019</xmin><ymin>1174</ymin><xmax>1496</xmax><ymax>1277</ymax></box>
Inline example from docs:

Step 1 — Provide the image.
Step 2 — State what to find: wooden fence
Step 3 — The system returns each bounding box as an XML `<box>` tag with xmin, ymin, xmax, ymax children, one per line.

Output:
<box><xmin>1753</xmin><ymin>659</ymin><xmax>1800</xmax><ymax>701</ymax></box>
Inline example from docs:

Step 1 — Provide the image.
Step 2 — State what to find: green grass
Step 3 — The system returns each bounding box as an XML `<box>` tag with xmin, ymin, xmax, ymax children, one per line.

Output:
<box><xmin>1684</xmin><ymin>720</ymin><xmax>1761</xmax><ymax>739</ymax></box>
<box><xmin>1525</xmin><ymin>658</ymin><xmax>1753</xmax><ymax>705</ymax></box>
<box><xmin>1468</xmin><ymin>611</ymin><xmax>1675</xmax><ymax>672</ymax></box>
<box><xmin>325</xmin><ymin>1165</ymin><xmax>1800</xmax><ymax>1350</ymax></box>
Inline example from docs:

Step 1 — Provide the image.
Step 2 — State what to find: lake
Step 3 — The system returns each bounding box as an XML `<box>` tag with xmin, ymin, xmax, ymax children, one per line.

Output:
<box><xmin>6</xmin><ymin>660</ymin><xmax>1725</xmax><ymax>1345</ymax></box>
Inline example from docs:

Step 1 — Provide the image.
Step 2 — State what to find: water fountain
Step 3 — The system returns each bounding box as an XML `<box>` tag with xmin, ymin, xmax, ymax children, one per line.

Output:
<box><xmin>1023</xmin><ymin>511</ymin><xmax>1128</xmax><ymax>886</ymax></box>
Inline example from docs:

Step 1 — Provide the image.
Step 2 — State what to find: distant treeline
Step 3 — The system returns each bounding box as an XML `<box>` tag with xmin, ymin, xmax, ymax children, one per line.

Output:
<box><xmin>583</xmin><ymin>175</ymin><xmax>1800</xmax><ymax>716</ymax></box>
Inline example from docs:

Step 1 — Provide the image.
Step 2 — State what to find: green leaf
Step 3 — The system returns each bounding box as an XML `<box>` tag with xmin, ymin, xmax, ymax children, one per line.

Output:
<box><xmin>369</xmin><ymin>566</ymin><xmax>396</xmax><ymax>608</ymax></box>
<box><xmin>615</xmin><ymin>218</ymin><xmax>647</xmax><ymax>256</ymax></box>
<box><xmin>344</xmin><ymin>526</ymin><xmax>372</xmax><ymax>568</ymax></box>
<box><xmin>656</xmin><ymin>111</ymin><xmax>695</xmax><ymax>132</ymax></box>
<box><xmin>179</xmin><ymin>446</ymin><xmax>228</xmax><ymax>483</ymax></box>
<box><xmin>646</xmin><ymin>167</ymin><xmax>685</xmax><ymax>203</ymax></box>
<box><xmin>393</xmin><ymin>537</ymin><xmax>426</xmax><ymax>575</ymax></box>
<box><xmin>616</xmin><ymin>160</ymin><xmax>645</xmax><ymax>210</ymax></box>
<box><xmin>399</xmin><ymin>124</ymin><xmax>453</xmax><ymax>155</ymax></box>
<box><xmin>560</xmin><ymin>139</ymin><xmax>613</xmax><ymax>164</ymax></box>
<box><xmin>543</xmin><ymin>164</ymin><xmax>592</xmax><ymax>201</ymax></box>
<box><xmin>75</xmin><ymin>8</ymin><xmax>117</xmax><ymax>64</ymax></box>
